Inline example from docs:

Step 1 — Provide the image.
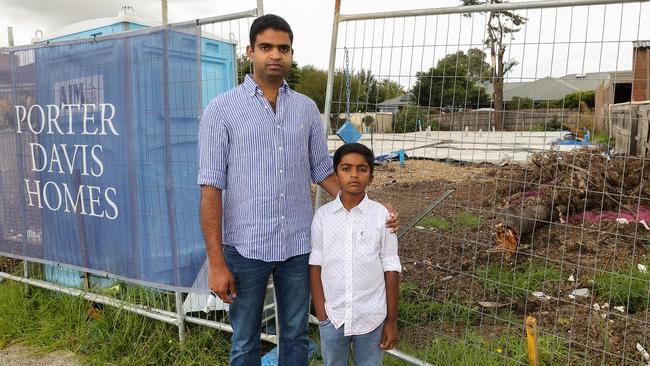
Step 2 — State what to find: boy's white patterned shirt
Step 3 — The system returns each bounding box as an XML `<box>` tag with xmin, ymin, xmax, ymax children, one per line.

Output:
<box><xmin>309</xmin><ymin>194</ymin><xmax>401</xmax><ymax>336</ymax></box>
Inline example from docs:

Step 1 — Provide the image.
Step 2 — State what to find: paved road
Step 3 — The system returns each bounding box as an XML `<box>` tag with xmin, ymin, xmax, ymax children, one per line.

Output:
<box><xmin>0</xmin><ymin>344</ymin><xmax>79</xmax><ymax>366</ymax></box>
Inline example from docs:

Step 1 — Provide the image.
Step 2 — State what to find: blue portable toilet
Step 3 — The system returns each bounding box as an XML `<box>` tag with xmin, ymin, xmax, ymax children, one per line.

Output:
<box><xmin>38</xmin><ymin>7</ymin><xmax>237</xmax><ymax>288</ymax></box>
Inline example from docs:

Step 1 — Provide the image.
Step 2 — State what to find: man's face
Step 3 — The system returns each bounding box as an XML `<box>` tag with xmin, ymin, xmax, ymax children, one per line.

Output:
<box><xmin>247</xmin><ymin>28</ymin><xmax>293</xmax><ymax>80</ymax></box>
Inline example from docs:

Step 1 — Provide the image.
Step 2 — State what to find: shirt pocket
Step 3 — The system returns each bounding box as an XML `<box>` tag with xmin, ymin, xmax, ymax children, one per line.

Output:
<box><xmin>355</xmin><ymin>229</ymin><xmax>381</xmax><ymax>258</ymax></box>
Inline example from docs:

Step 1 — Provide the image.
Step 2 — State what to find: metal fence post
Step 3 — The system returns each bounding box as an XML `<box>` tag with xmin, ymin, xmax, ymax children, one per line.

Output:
<box><xmin>315</xmin><ymin>0</ymin><xmax>342</xmax><ymax>210</ymax></box>
<box><xmin>175</xmin><ymin>291</ymin><xmax>186</xmax><ymax>341</ymax></box>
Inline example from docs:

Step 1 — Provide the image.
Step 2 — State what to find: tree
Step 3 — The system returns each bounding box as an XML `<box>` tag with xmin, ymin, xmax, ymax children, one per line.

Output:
<box><xmin>285</xmin><ymin>61</ymin><xmax>302</xmax><ymax>88</ymax></box>
<box><xmin>410</xmin><ymin>52</ymin><xmax>490</xmax><ymax>109</ymax></box>
<box><xmin>291</xmin><ymin>65</ymin><xmax>405</xmax><ymax>113</ymax></box>
<box><xmin>436</xmin><ymin>48</ymin><xmax>492</xmax><ymax>83</ymax></box>
<box><xmin>558</xmin><ymin>90</ymin><xmax>595</xmax><ymax>109</ymax></box>
<box><xmin>294</xmin><ymin>65</ymin><xmax>328</xmax><ymax>111</ymax></box>
<box><xmin>376</xmin><ymin>79</ymin><xmax>404</xmax><ymax>103</ymax></box>
<box><xmin>236</xmin><ymin>55</ymin><xmax>251</xmax><ymax>85</ymax></box>
<box><xmin>462</xmin><ymin>0</ymin><xmax>527</xmax><ymax>129</ymax></box>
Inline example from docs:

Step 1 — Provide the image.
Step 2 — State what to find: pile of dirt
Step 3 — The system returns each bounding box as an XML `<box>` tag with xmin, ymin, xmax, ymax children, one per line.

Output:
<box><xmin>494</xmin><ymin>146</ymin><xmax>650</xmax><ymax>215</ymax></box>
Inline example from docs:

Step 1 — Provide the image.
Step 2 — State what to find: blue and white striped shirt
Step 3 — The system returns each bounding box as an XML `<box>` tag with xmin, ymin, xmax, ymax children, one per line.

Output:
<box><xmin>197</xmin><ymin>75</ymin><xmax>333</xmax><ymax>262</ymax></box>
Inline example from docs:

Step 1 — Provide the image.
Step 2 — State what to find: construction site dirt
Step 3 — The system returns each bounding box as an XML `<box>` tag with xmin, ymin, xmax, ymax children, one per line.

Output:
<box><xmin>328</xmin><ymin>155</ymin><xmax>650</xmax><ymax>364</ymax></box>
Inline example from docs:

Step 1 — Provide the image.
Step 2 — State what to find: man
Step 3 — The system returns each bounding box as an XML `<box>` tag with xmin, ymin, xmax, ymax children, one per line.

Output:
<box><xmin>198</xmin><ymin>14</ymin><xmax>397</xmax><ymax>365</ymax></box>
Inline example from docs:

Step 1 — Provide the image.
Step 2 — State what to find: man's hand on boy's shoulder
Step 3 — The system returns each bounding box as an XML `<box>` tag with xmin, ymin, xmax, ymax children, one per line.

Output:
<box><xmin>382</xmin><ymin>202</ymin><xmax>399</xmax><ymax>233</ymax></box>
<box><xmin>380</xmin><ymin>320</ymin><xmax>398</xmax><ymax>350</ymax></box>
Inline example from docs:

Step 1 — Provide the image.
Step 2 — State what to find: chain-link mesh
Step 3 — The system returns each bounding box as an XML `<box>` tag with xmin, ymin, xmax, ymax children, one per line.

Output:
<box><xmin>323</xmin><ymin>1</ymin><xmax>650</xmax><ymax>364</ymax></box>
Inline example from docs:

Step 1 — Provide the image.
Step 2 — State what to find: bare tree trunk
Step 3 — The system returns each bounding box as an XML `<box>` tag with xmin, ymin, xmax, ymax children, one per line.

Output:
<box><xmin>493</xmin><ymin>50</ymin><xmax>505</xmax><ymax>130</ymax></box>
<box><xmin>493</xmin><ymin>79</ymin><xmax>504</xmax><ymax>130</ymax></box>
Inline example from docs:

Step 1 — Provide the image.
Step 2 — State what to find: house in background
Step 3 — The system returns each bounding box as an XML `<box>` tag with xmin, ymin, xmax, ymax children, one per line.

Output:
<box><xmin>376</xmin><ymin>93</ymin><xmax>415</xmax><ymax>113</ymax></box>
<box><xmin>595</xmin><ymin>41</ymin><xmax>650</xmax><ymax>131</ymax></box>
<box><xmin>486</xmin><ymin>72</ymin><xmax>609</xmax><ymax>106</ymax></box>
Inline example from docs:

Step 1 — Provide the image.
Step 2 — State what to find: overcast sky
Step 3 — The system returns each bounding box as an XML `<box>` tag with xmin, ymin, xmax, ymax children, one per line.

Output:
<box><xmin>1</xmin><ymin>0</ymin><xmax>648</xmax><ymax>84</ymax></box>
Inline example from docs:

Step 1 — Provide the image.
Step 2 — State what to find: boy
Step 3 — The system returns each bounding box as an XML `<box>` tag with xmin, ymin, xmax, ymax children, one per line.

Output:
<box><xmin>309</xmin><ymin>143</ymin><xmax>401</xmax><ymax>365</ymax></box>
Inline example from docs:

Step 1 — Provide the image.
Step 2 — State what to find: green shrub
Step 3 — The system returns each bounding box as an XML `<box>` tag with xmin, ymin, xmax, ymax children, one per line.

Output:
<box><xmin>506</xmin><ymin>96</ymin><xmax>533</xmax><ymax>110</ymax></box>
<box><xmin>556</xmin><ymin>90</ymin><xmax>595</xmax><ymax>109</ymax></box>
<box><xmin>594</xmin><ymin>130</ymin><xmax>615</xmax><ymax>146</ymax></box>
<box><xmin>531</xmin><ymin>115</ymin><xmax>565</xmax><ymax>132</ymax></box>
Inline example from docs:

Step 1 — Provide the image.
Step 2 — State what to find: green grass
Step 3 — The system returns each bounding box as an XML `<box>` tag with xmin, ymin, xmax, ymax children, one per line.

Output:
<box><xmin>400</xmin><ymin>282</ymin><xmax>479</xmax><ymax>326</ymax></box>
<box><xmin>418</xmin><ymin>216</ymin><xmax>452</xmax><ymax>230</ymax></box>
<box><xmin>418</xmin><ymin>213</ymin><xmax>483</xmax><ymax>231</ymax></box>
<box><xmin>475</xmin><ymin>259</ymin><xmax>563</xmax><ymax>299</ymax></box>
<box><xmin>452</xmin><ymin>213</ymin><xmax>483</xmax><ymax>228</ymax></box>
<box><xmin>0</xmin><ymin>280</ymin><xmax>231</xmax><ymax>365</ymax></box>
<box><xmin>594</xmin><ymin>261</ymin><xmax>650</xmax><ymax>313</ymax></box>
<box><xmin>385</xmin><ymin>332</ymin><xmax>568</xmax><ymax>366</ymax></box>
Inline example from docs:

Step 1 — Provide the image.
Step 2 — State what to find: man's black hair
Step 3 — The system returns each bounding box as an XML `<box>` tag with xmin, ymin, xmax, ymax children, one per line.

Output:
<box><xmin>333</xmin><ymin>143</ymin><xmax>375</xmax><ymax>175</ymax></box>
<box><xmin>249</xmin><ymin>14</ymin><xmax>294</xmax><ymax>48</ymax></box>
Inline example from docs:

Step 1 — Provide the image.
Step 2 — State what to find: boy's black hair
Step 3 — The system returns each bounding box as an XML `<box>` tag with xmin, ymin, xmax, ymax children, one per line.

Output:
<box><xmin>249</xmin><ymin>14</ymin><xmax>294</xmax><ymax>48</ymax></box>
<box><xmin>333</xmin><ymin>143</ymin><xmax>375</xmax><ymax>174</ymax></box>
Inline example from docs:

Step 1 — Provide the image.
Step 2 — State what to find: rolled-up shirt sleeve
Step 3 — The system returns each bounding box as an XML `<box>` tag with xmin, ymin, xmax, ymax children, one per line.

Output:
<box><xmin>380</xmin><ymin>218</ymin><xmax>401</xmax><ymax>272</ymax></box>
<box><xmin>308</xmin><ymin>102</ymin><xmax>334</xmax><ymax>184</ymax></box>
<box><xmin>197</xmin><ymin>100</ymin><xmax>228</xmax><ymax>189</ymax></box>
<box><xmin>309</xmin><ymin>210</ymin><xmax>324</xmax><ymax>265</ymax></box>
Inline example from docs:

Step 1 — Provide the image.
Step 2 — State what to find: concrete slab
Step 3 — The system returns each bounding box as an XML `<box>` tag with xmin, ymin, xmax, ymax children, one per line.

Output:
<box><xmin>327</xmin><ymin>131</ymin><xmax>589</xmax><ymax>163</ymax></box>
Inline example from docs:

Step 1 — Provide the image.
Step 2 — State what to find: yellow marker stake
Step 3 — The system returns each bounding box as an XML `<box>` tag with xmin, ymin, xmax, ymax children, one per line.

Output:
<box><xmin>526</xmin><ymin>315</ymin><xmax>539</xmax><ymax>366</ymax></box>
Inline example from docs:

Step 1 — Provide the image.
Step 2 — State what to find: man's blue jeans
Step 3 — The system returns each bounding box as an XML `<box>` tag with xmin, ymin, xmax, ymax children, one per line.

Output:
<box><xmin>319</xmin><ymin>320</ymin><xmax>385</xmax><ymax>366</ymax></box>
<box><xmin>223</xmin><ymin>245</ymin><xmax>310</xmax><ymax>366</ymax></box>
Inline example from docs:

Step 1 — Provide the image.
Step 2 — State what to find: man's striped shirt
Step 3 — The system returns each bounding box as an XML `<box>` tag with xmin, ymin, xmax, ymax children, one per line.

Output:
<box><xmin>197</xmin><ymin>75</ymin><xmax>333</xmax><ymax>261</ymax></box>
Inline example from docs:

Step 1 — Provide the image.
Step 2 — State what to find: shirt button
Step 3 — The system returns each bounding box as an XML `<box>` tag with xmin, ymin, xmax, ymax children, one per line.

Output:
<box><xmin>281</xmin><ymin>216</ymin><xmax>285</xmax><ymax>220</ymax></box>
<box><xmin>280</xmin><ymin>193</ymin><xmax>284</xmax><ymax>197</ymax></box>
<box><xmin>276</xmin><ymin>124</ymin><xmax>280</xmax><ymax>128</ymax></box>
<box><xmin>279</xmin><ymin>169</ymin><xmax>283</xmax><ymax>173</ymax></box>
<box><xmin>278</xmin><ymin>146</ymin><xmax>283</xmax><ymax>151</ymax></box>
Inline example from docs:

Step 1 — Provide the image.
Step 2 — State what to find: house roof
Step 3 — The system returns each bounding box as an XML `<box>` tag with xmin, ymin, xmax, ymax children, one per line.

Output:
<box><xmin>377</xmin><ymin>93</ymin><xmax>414</xmax><ymax>107</ymax></box>
<box><xmin>486</xmin><ymin>72</ymin><xmax>628</xmax><ymax>101</ymax></box>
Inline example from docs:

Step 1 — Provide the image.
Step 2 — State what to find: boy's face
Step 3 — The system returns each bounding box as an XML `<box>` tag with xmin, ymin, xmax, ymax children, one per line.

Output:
<box><xmin>247</xmin><ymin>28</ymin><xmax>293</xmax><ymax>81</ymax></box>
<box><xmin>335</xmin><ymin>153</ymin><xmax>373</xmax><ymax>195</ymax></box>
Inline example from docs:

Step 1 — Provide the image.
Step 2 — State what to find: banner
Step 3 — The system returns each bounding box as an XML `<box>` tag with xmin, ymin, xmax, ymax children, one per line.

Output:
<box><xmin>0</xmin><ymin>28</ymin><xmax>236</xmax><ymax>290</ymax></box>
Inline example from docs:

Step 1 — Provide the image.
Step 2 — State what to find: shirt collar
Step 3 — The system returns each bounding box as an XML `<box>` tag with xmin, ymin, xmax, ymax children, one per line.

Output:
<box><xmin>331</xmin><ymin>194</ymin><xmax>370</xmax><ymax>213</ymax></box>
<box><xmin>243</xmin><ymin>74</ymin><xmax>289</xmax><ymax>97</ymax></box>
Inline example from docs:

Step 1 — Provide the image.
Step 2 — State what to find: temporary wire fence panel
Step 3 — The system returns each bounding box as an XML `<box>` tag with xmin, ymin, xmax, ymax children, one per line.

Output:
<box><xmin>322</xmin><ymin>1</ymin><xmax>650</xmax><ymax>364</ymax></box>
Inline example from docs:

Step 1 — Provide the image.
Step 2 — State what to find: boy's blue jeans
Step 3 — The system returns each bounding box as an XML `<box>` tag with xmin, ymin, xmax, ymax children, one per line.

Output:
<box><xmin>319</xmin><ymin>320</ymin><xmax>385</xmax><ymax>366</ymax></box>
<box><xmin>223</xmin><ymin>245</ymin><xmax>310</xmax><ymax>366</ymax></box>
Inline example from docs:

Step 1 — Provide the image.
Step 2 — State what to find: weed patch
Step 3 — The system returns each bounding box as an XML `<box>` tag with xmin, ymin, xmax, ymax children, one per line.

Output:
<box><xmin>475</xmin><ymin>259</ymin><xmax>563</xmax><ymax>299</ymax></box>
<box><xmin>0</xmin><ymin>281</ymin><xmax>230</xmax><ymax>365</ymax></box>
<box><xmin>594</xmin><ymin>261</ymin><xmax>650</xmax><ymax>313</ymax></box>
<box><xmin>386</xmin><ymin>331</ymin><xmax>567</xmax><ymax>366</ymax></box>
